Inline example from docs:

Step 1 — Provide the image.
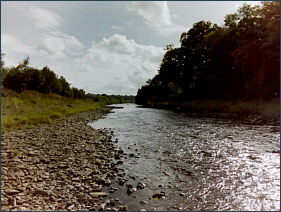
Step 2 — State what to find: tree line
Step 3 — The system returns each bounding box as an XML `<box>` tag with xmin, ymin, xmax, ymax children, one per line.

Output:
<box><xmin>85</xmin><ymin>93</ymin><xmax>135</xmax><ymax>104</ymax></box>
<box><xmin>1</xmin><ymin>55</ymin><xmax>86</xmax><ymax>98</ymax></box>
<box><xmin>1</xmin><ymin>54</ymin><xmax>136</xmax><ymax>102</ymax></box>
<box><xmin>136</xmin><ymin>2</ymin><xmax>280</xmax><ymax>105</ymax></box>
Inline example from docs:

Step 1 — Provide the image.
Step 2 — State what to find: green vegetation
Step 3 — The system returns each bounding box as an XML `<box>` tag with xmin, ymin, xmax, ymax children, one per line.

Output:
<box><xmin>1</xmin><ymin>50</ymin><xmax>135</xmax><ymax>134</ymax></box>
<box><xmin>136</xmin><ymin>2</ymin><xmax>280</xmax><ymax>117</ymax></box>
<box><xmin>149</xmin><ymin>98</ymin><xmax>280</xmax><ymax>117</ymax></box>
<box><xmin>86</xmin><ymin>93</ymin><xmax>135</xmax><ymax>104</ymax></box>
<box><xmin>1</xmin><ymin>89</ymin><xmax>103</xmax><ymax>134</ymax></box>
<box><xmin>1</xmin><ymin>55</ymin><xmax>86</xmax><ymax>98</ymax></box>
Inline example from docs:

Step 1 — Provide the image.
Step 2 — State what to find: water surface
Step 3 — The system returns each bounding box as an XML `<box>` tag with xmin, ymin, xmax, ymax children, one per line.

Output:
<box><xmin>90</xmin><ymin>104</ymin><xmax>280</xmax><ymax>211</ymax></box>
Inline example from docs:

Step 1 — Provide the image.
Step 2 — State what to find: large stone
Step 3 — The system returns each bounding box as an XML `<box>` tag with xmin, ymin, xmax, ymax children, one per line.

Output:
<box><xmin>5</xmin><ymin>189</ymin><xmax>20</xmax><ymax>195</ymax></box>
<box><xmin>89</xmin><ymin>192</ymin><xmax>109</xmax><ymax>198</ymax></box>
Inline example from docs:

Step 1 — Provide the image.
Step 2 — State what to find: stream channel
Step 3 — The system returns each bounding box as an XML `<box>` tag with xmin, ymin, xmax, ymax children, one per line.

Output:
<box><xmin>89</xmin><ymin>104</ymin><xmax>280</xmax><ymax>211</ymax></box>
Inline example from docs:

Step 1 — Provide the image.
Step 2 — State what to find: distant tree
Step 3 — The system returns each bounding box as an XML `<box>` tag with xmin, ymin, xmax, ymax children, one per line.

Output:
<box><xmin>1</xmin><ymin>51</ymin><xmax>9</xmax><ymax>85</ymax></box>
<box><xmin>59</xmin><ymin>76</ymin><xmax>73</xmax><ymax>97</ymax></box>
<box><xmin>24</xmin><ymin>68</ymin><xmax>44</xmax><ymax>91</ymax></box>
<box><xmin>3</xmin><ymin>56</ymin><xmax>30</xmax><ymax>92</ymax></box>
<box><xmin>40</xmin><ymin>66</ymin><xmax>61</xmax><ymax>94</ymax></box>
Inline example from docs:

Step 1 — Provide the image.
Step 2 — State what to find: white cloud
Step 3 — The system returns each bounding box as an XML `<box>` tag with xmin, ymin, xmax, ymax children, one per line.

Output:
<box><xmin>1</xmin><ymin>35</ymin><xmax>35</xmax><ymax>54</ymax></box>
<box><xmin>127</xmin><ymin>1</ymin><xmax>172</xmax><ymax>28</ymax></box>
<box><xmin>127</xmin><ymin>1</ymin><xmax>186</xmax><ymax>36</ymax></box>
<box><xmin>111</xmin><ymin>26</ymin><xmax>124</xmax><ymax>31</ymax></box>
<box><xmin>26</xmin><ymin>6</ymin><xmax>64</xmax><ymax>29</ymax></box>
<box><xmin>78</xmin><ymin>34</ymin><xmax>165</xmax><ymax>94</ymax></box>
<box><xmin>36</xmin><ymin>32</ymin><xmax>85</xmax><ymax>59</ymax></box>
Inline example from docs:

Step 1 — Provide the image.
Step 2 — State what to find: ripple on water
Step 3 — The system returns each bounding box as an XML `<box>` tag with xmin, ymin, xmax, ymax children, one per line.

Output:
<box><xmin>90</xmin><ymin>104</ymin><xmax>280</xmax><ymax>211</ymax></box>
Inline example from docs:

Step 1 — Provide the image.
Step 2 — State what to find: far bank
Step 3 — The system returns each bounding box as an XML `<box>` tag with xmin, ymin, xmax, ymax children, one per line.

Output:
<box><xmin>139</xmin><ymin>98</ymin><xmax>280</xmax><ymax>125</ymax></box>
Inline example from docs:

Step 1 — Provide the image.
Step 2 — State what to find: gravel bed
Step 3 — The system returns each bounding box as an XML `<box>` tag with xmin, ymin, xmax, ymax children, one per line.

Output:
<box><xmin>1</xmin><ymin>108</ymin><xmax>133</xmax><ymax>211</ymax></box>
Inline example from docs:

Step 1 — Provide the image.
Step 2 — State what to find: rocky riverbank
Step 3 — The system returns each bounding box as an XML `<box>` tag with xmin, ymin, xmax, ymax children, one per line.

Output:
<box><xmin>1</xmin><ymin>108</ymin><xmax>140</xmax><ymax>211</ymax></box>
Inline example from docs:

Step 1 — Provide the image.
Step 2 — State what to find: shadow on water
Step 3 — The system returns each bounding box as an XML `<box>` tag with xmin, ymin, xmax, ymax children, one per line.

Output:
<box><xmin>90</xmin><ymin>104</ymin><xmax>280</xmax><ymax>211</ymax></box>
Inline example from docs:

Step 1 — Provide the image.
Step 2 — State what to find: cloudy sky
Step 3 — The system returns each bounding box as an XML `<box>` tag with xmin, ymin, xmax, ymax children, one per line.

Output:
<box><xmin>1</xmin><ymin>1</ymin><xmax>261</xmax><ymax>95</ymax></box>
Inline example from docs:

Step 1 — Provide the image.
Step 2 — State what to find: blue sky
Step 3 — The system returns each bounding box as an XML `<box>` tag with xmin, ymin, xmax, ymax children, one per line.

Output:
<box><xmin>1</xmin><ymin>1</ymin><xmax>260</xmax><ymax>95</ymax></box>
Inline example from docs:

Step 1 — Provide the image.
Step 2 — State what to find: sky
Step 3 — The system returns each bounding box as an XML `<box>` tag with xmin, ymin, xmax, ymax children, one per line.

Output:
<box><xmin>1</xmin><ymin>1</ymin><xmax>261</xmax><ymax>95</ymax></box>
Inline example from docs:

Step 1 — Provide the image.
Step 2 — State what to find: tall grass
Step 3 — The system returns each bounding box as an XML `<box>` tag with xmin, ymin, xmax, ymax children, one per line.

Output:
<box><xmin>1</xmin><ymin>89</ymin><xmax>104</xmax><ymax>134</ymax></box>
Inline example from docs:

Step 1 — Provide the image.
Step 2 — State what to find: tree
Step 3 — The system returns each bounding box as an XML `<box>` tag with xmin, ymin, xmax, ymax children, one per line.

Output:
<box><xmin>231</xmin><ymin>1</ymin><xmax>280</xmax><ymax>99</ymax></box>
<box><xmin>2</xmin><ymin>56</ymin><xmax>30</xmax><ymax>92</ymax></box>
<box><xmin>59</xmin><ymin>76</ymin><xmax>73</xmax><ymax>97</ymax></box>
<box><xmin>1</xmin><ymin>51</ymin><xmax>9</xmax><ymax>85</ymax></box>
<box><xmin>40</xmin><ymin>66</ymin><xmax>61</xmax><ymax>94</ymax></box>
<box><xmin>179</xmin><ymin>21</ymin><xmax>217</xmax><ymax>99</ymax></box>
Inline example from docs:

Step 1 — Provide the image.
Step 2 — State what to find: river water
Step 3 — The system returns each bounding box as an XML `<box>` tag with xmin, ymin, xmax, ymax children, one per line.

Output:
<box><xmin>90</xmin><ymin>104</ymin><xmax>280</xmax><ymax>211</ymax></box>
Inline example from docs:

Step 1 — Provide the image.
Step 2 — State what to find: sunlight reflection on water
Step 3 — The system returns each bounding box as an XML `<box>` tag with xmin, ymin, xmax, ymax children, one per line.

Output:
<box><xmin>90</xmin><ymin>104</ymin><xmax>280</xmax><ymax>211</ymax></box>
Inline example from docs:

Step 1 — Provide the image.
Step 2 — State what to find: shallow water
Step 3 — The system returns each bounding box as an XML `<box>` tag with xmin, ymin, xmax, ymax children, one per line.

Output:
<box><xmin>90</xmin><ymin>104</ymin><xmax>280</xmax><ymax>211</ymax></box>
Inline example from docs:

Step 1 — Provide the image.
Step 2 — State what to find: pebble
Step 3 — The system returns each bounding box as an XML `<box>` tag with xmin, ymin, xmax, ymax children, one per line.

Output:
<box><xmin>0</xmin><ymin>109</ymin><xmax>133</xmax><ymax>211</ymax></box>
<box><xmin>33</xmin><ymin>189</ymin><xmax>49</xmax><ymax>197</ymax></box>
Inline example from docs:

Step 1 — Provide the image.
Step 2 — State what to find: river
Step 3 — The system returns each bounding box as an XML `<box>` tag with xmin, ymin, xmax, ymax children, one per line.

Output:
<box><xmin>89</xmin><ymin>104</ymin><xmax>280</xmax><ymax>211</ymax></box>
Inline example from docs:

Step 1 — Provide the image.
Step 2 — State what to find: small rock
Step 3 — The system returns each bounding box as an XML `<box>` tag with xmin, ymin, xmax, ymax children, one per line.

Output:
<box><xmin>140</xmin><ymin>201</ymin><xmax>148</xmax><ymax>204</ymax></box>
<box><xmin>34</xmin><ymin>189</ymin><xmax>49</xmax><ymax>197</ymax></box>
<box><xmin>110</xmin><ymin>198</ymin><xmax>119</xmax><ymax>206</ymax></box>
<box><xmin>118</xmin><ymin>205</ymin><xmax>128</xmax><ymax>211</ymax></box>
<box><xmin>96</xmin><ymin>203</ymin><xmax>106</xmax><ymax>211</ymax></box>
<box><xmin>137</xmin><ymin>182</ymin><xmax>145</xmax><ymax>189</ymax></box>
<box><xmin>126</xmin><ymin>184</ymin><xmax>133</xmax><ymax>188</ymax></box>
<box><xmin>16</xmin><ymin>186</ymin><xmax>25</xmax><ymax>192</ymax></box>
<box><xmin>127</xmin><ymin>188</ymin><xmax>136</xmax><ymax>195</ymax></box>
<box><xmin>105</xmin><ymin>179</ymin><xmax>112</xmax><ymax>185</ymax></box>
<box><xmin>67</xmin><ymin>204</ymin><xmax>75</xmax><ymax>211</ymax></box>
<box><xmin>96</xmin><ymin>178</ymin><xmax>106</xmax><ymax>184</ymax></box>
<box><xmin>17</xmin><ymin>207</ymin><xmax>29</xmax><ymax>211</ymax></box>
<box><xmin>49</xmin><ymin>196</ymin><xmax>56</xmax><ymax>202</ymax></box>
<box><xmin>72</xmin><ymin>177</ymin><xmax>80</xmax><ymax>181</ymax></box>
<box><xmin>58</xmin><ymin>162</ymin><xmax>69</xmax><ymax>168</ymax></box>
<box><xmin>118</xmin><ymin>179</ymin><xmax>126</xmax><ymax>185</ymax></box>
<box><xmin>77</xmin><ymin>193</ymin><xmax>88</xmax><ymax>201</ymax></box>
<box><xmin>152</xmin><ymin>192</ymin><xmax>165</xmax><ymax>199</ymax></box>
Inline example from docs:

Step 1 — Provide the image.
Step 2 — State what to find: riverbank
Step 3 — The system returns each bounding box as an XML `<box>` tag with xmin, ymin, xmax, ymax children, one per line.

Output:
<box><xmin>1</xmin><ymin>89</ymin><xmax>103</xmax><ymax>134</ymax></box>
<box><xmin>143</xmin><ymin>98</ymin><xmax>280</xmax><ymax>126</ymax></box>
<box><xmin>1</xmin><ymin>108</ymin><xmax>136</xmax><ymax>211</ymax></box>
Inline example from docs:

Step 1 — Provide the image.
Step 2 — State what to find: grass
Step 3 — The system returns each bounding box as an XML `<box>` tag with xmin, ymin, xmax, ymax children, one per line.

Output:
<box><xmin>1</xmin><ymin>89</ymin><xmax>104</xmax><ymax>134</ymax></box>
